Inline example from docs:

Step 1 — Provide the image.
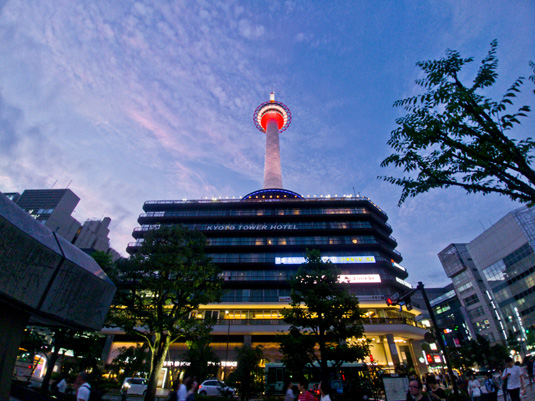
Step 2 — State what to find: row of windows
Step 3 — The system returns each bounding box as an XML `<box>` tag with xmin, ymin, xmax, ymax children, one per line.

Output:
<box><xmin>141</xmin><ymin>207</ymin><xmax>369</xmax><ymax>218</ymax></box>
<box><xmin>220</xmin><ymin>269</ymin><xmax>401</xmax><ymax>282</ymax></box>
<box><xmin>467</xmin><ymin>306</ymin><xmax>485</xmax><ymax>320</ymax></box>
<box><xmin>139</xmin><ymin>221</ymin><xmax>375</xmax><ymax>232</ymax></box>
<box><xmin>483</xmin><ymin>243</ymin><xmax>534</xmax><ymax>283</ymax></box>
<box><xmin>28</xmin><ymin>208</ymin><xmax>54</xmax><ymax>215</ymax></box>
<box><xmin>474</xmin><ymin>319</ymin><xmax>492</xmax><ymax>333</ymax></box>
<box><xmin>463</xmin><ymin>293</ymin><xmax>479</xmax><ymax>307</ymax></box>
<box><xmin>452</xmin><ymin>270</ymin><xmax>472</xmax><ymax>286</ymax></box>
<box><xmin>209</xmin><ymin>251</ymin><xmax>388</xmax><ymax>264</ymax></box>
<box><xmin>503</xmin><ymin>243</ymin><xmax>533</xmax><ymax>267</ymax></box>
<box><xmin>192</xmin><ymin>308</ymin><xmax>417</xmax><ymax>323</ymax></box>
<box><xmin>457</xmin><ymin>282</ymin><xmax>473</xmax><ymax>294</ymax></box>
<box><xmin>207</xmin><ymin>235</ymin><xmax>378</xmax><ymax>247</ymax></box>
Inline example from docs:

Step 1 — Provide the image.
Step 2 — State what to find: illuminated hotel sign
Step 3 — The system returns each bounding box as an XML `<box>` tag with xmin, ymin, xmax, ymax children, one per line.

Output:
<box><xmin>275</xmin><ymin>255</ymin><xmax>376</xmax><ymax>264</ymax></box>
<box><xmin>338</xmin><ymin>274</ymin><xmax>381</xmax><ymax>283</ymax></box>
<box><xmin>206</xmin><ymin>223</ymin><xmax>297</xmax><ymax>231</ymax></box>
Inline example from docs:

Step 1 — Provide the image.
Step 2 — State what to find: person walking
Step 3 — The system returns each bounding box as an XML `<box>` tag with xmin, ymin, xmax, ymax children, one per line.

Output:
<box><xmin>502</xmin><ymin>357</ymin><xmax>525</xmax><ymax>401</ymax></box>
<box><xmin>484</xmin><ymin>372</ymin><xmax>498</xmax><ymax>401</ymax></box>
<box><xmin>74</xmin><ymin>372</ymin><xmax>91</xmax><ymax>401</ymax></box>
<box><xmin>297</xmin><ymin>379</ymin><xmax>315</xmax><ymax>401</ymax></box>
<box><xmin>468</xmin><ymin>373</ymin><xmax>482</xmax><ymax>401</ymax></box>
<box><xmin>427</xmin><ymin>377</ymin><xmax>446</xmax><ymax>401</ymax></box>
<box><xmin>318</xmin><ymin>381</ymin><xmax>332</xmax><ymax>401</ymax></box>
<box><xmin>406</xmin><ymin>379</ymin><xmax>431</xmax><ymax>401</ymax></box>
<box><xmin>284</xmin><ymin>380</ymin><xmax>295</xmax><ymax>401</ymax></box>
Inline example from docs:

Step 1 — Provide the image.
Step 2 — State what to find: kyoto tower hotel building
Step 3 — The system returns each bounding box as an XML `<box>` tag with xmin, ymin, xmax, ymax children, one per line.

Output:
<box><xmin>116</xmin><ymin>93</ymin><xmax>428</xmax><ymax>380</ymax></box>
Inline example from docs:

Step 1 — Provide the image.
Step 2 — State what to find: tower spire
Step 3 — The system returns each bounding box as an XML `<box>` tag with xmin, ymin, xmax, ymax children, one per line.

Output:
<box><xmin>253</xmin><ymin>93</ymin><xmax>292</xmax><ymax>189</ymax></box>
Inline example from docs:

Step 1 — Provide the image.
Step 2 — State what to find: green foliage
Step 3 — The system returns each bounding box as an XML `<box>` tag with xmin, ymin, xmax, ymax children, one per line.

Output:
<box><xmin>381</xmin><ymin>40</ymin><xmax>535</xmax><ymax>205</ymax></box>
<box><xmin>227</xmin><ymin>345</ymin><xmax>265</xmax><ymax>401</ymax></box>
<box><xmin>183</xmin><ymin>323</ymin><xmax>220</xmax><ymax>381</ymax></box>
<box><xmin>449</xmin><ymin>334</ymin><xmax>508</xmax><ymax>371</ymax></box>
<box><xmin>91</xmin><ymin>251</ymin><xmax>115</xmax><ymax>275</ymax></box>
<box><xmin>108</xmin><ymin>225</ymin><xmax>223</xmax><ymax>401</ymax></box>
<box><xmin>278</xmin><ymin>250</ymin><xmax>369</xmax><ymax>382</ymax></box>
<box><xmin>110</xmin><ymin>343</ymin><xmax>150</xmax><ymax>381</ymax></box>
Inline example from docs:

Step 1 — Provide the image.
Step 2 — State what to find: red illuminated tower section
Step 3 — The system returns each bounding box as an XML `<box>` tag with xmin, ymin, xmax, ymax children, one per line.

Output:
<box><xmin>253</xmin><ymin>92</ymin><xmax>292</xmax><ymax>189</ymax></box>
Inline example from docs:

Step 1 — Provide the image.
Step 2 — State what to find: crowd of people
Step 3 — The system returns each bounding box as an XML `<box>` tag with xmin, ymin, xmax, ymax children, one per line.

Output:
<box><xmin>405</xmin><ymin>355</ymin><xmax>534</xmax><ymax>401</ymax></box>
<box><xmin>52</xmin><ymin>354</ymin><xmax>535</xmax><ymax>401</ymax></box>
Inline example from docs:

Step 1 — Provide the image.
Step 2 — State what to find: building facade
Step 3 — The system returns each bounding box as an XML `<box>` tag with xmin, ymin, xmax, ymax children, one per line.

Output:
<box><xmin>439</xmin><ymin>206</ymin><xmax>535</xmax><ymax>351</ymax></box>
<box><xmin>116</xmin><ymin>190</ymin><xmax>428</xmax><ymax>378</ymax></box>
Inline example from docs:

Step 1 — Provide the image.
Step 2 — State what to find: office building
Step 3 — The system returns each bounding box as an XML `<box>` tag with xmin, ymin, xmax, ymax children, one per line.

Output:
<box><xmin>439</xmin><ymin>206</ymin><xmax>535</xmax><ymax>348</ymax></box>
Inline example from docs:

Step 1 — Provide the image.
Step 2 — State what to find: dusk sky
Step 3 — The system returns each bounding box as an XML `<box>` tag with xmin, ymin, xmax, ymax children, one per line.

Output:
<box><xmin>1</xmin><ymin>1</ymin><xmax>534</xmax><ymax>287</ymax></box>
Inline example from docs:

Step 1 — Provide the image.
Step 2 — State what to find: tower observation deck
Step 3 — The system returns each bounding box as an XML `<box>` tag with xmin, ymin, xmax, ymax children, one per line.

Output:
<box><xmin>253</xmin><ymin>92</ymin><xmax>291</xmax><ymax>189</ymax></box>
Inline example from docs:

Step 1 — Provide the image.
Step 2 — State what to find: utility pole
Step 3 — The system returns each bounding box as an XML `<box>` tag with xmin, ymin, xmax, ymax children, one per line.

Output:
<box><xmin>417</xmin><ymin>282</ymin><xmax>459</xmax><ymax>397</ymax></box>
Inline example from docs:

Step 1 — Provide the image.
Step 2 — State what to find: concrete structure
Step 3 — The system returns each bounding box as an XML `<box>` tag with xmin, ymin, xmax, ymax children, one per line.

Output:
<box><xmin>110</xmin><ymin>94</ymin><xmax>428</xmax><ymax>385</ymax></box>
<box><xmin>0</xmin><ymin>193</ymin><xmax>116</xmax><ymax>399</ymax></box>
<box><xmin>439</xmin><ymin>206</ymin><xmax>535</xmax><ymax>349</ymax></box>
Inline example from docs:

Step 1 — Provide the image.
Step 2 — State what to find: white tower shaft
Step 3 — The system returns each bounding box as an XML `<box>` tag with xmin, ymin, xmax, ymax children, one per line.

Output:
<box><xmin>263</xmin><ymin>119</ymin><xmax>283</xmax><ymax>188</ymax></box>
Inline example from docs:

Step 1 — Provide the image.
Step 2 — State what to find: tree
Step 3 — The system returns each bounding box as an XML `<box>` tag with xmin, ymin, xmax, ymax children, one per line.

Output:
<box><xmin>381</xmin><ymin>40</ymin><xmax>535</xmax><ymax>205</ymax></box>
<box><xmin>111</xmin><ymin>343</ymin><xmax>150</xmax><ymax>381</ymax></box>
<box><xmin>278</xmin><ymin>250</ymin><xmax>369</xmax><ymax>383</ymax></box>
<box><xmin>227</xmin><ymin>345</ymin><xmax>265</xmax><ymax>401</ymax></box>
<box><xmin>109</xmin><ymin>225</ymin><xmax>223</xmax><ymax>401</ymax></box>
<box><xmin>183</xmin><ymin>323</ymin><xmax>220</xmax><ymax>382</ymax></box>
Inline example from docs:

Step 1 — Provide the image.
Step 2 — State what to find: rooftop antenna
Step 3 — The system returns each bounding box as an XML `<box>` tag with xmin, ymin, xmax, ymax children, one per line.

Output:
<box><xmin>51</xmin><ymin>180</ymin><xmax>57</xmax><ymax>189</ymax></box>
<box><xmin>352</xmin><ymin>187</ymin><xmax>357</xmax><ymax>197</ymax></box>
<box><xmin>66</xmin><ymin>179</ymin><xmax>73</xmax><ymax>188</ymax></box>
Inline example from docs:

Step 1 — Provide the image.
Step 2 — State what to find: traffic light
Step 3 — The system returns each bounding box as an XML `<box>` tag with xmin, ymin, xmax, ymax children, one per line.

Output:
<box><xmin>386</xmin><ymin>297</ymin><xmax>396</xmax><ymax>306</ymax></box>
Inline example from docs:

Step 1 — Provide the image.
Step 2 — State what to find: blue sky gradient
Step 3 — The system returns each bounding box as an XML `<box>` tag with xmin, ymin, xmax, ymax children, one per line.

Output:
<box><xmin>1</xmin><ymin>1</ymin><xmax>534</xmax><ymax>286</ymax></box>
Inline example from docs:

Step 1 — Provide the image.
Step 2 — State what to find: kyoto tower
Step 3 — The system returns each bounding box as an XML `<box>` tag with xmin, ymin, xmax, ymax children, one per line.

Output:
<box><xmin>253</xmin><ymin>92</ymin><xmax>292</xmax><ymax>189</ymax></box>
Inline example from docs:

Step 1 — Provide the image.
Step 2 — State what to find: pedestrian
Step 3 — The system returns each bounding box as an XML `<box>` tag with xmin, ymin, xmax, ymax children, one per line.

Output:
<box><xmin>406</xmin><ymin>379</ymin><xmax>431</xmax><ymax>401</ymax></box>
<box><xmin>56</xmin><ymin>376</ymin><xmax>68</xmax><ymax>401</ymax></box>
<box><xmin>484</xmin><ymin>372</ymin><xmax>498</xmax><ymax>401</ymax></box>
<box><xmin>179</xmin><ymin>376</ymin><xmax>191</xmax><ymax>401</ymax></box>
<box><xmin>468</xmin><ymin>373</ymin><xmax>482</xmax><ymax>401</ymax></box>
<box><xmin>74</xmin><ymin>372</ymin><xmax>91</xmax><ymax>401</ymax></box>
<box><xmin>318</xmin><ymin>380</ymin><xmax>332</xmax><ymax>401</ymax></box>
<box><xmin>186</xmin><ymin>379</ymin><xmax>198</xmax><ymax>401</ymax></box>
<box><xmin>297</xmin><ymin>378</ymin><xmax>315</xmax><ymax>401</ymax></box>
<box><xmin>502</xmin><ymin>357</ymin><xmax>525</xmax><ymax>401</ymax></box>
<box><xmin>284</xmin><ymin>380</ymin><xmax>294</xmax><ymax>401</ymax></box>
<box><xmin>525</xmin><ymin>356</ymin><xmax>534</xmax><ymax>389</ymax></box>
<box><xmin>427</xmin><ymin>377</ymin><xmax>446</xmax><ymax>401</ymax></box>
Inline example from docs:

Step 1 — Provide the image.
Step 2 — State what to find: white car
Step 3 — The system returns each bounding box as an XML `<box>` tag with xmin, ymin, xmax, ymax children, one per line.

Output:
<box><xmin>197</xmin><ymin>380</ymin><xmax>235</xmax><ymax>397</ymax></box>
<box><xmin>121</xmin><ymin>377</ymin><xmax>148</xmax><ymax>395</ymax></box>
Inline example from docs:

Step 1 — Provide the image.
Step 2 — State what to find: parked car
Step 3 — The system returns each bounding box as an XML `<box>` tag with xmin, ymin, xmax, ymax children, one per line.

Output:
<box><xmin>121</xmin><ymin>377</ymin><xmax>148</xmax><ymax>395</ymax></box>
<box><xmin>197</xmin><ymin>380</ymin><xmax>235</xmax><ymax>397</ymax></box>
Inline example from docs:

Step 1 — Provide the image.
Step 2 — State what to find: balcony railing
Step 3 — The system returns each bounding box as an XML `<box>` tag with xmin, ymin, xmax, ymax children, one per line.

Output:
<box><xmin>212</xmin><ymin>317</ymin><xmax>424</xmax><ymax>328</ymax></box>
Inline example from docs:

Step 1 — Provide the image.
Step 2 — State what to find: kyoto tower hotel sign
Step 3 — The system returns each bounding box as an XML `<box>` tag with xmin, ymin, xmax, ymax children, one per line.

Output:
<box><xmin>253</xmin><ymin>92</ymin><xmax>292</xmax><ymax>189</ymax></box>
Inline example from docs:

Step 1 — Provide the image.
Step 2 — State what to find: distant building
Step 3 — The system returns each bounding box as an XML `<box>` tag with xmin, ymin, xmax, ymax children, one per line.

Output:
<box><xmin>439</xmin><ymin>206</ymin><xmax>535</xmax><ymax>348</ymax></box>
<box><xmin>429</xmin><ymin>284</ymin><xmax>471</xmax><ymax>348</ymax></box>
<box><xmin>2</xmin><ymin>189</ymin><xmax>119</xmax><ymax>259</ymax></box>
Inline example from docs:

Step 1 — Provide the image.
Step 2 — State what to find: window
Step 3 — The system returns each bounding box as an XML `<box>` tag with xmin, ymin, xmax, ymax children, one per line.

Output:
<box><xmin>463</xmin><ymin>294</ymin><xmax>479</xmax><ymax>306</ymax></box>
